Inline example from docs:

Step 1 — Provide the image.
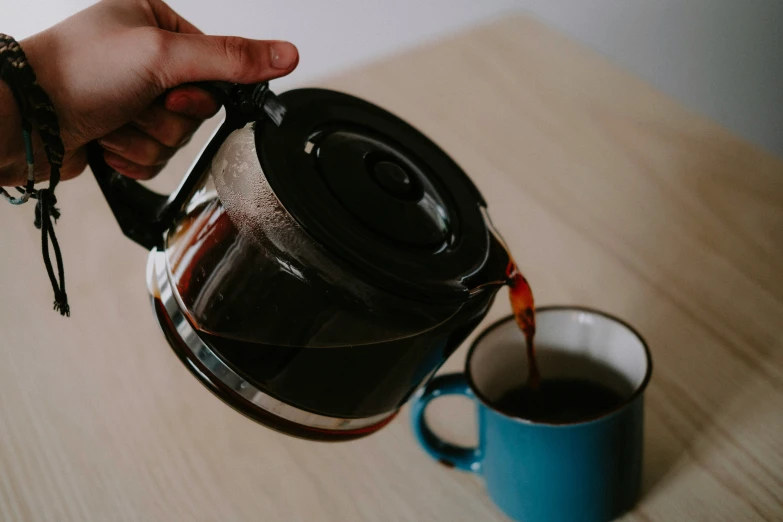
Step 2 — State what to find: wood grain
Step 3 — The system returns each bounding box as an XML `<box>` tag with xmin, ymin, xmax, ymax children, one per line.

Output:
<box><xmin>0</xmin><ymin>15</ymin><xmax>781</xmax><ymax>521</ymax></box>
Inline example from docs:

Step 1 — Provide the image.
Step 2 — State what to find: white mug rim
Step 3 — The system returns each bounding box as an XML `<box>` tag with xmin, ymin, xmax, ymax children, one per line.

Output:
<box><xmin>465</xmin><ymin>306</ymin><xmax>653</xmax><ymax>427</ymax></box>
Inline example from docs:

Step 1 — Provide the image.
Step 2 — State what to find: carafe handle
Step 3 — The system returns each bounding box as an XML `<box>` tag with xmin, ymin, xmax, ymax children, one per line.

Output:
<box><xmin>88</xmin><ymin>82</ymin><xmax>285</xmax><ymax>250</ymax></box>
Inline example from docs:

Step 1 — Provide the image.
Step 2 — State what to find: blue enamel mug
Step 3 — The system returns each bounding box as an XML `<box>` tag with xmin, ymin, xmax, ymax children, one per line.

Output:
<box><xmin>410</xmin><ymin>307</ymin><xmax>652</xmax><ymax>522</ymax></box>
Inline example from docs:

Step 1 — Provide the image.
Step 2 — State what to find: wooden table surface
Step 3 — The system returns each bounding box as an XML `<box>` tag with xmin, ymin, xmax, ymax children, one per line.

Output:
<box><xmin>1</xmin><ymin>15</ymin><xmax>782</xmax><ymax>522</ymax></box>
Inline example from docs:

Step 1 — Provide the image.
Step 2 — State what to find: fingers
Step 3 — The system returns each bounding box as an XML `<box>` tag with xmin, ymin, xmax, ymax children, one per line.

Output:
<box><xmin>100</xmin><ymin>125</ymin><xmax>174</xmax><ymax>180</ymax></box>
<box><xmin>132</xmin><ymin>104</ymin><xmax>193</xmax><ymax>148</ymax></box>
<box><xmin>163</xmin><ymin>86</ymin><xmax>220</xmax><ymax>120</ymax></box>
<box><xmin>159</xmin><ymin>33</ymin><xmax>299</xmax><ymax>87</ymax></box>
<box><xmin>104</xmin><ymin>85</ymin><xmax>219</xmax><ymax>181</ymax></box>
<box><xmin>131</xmin><ymin>89</ymin><xmax>217</xmax><ymax>147</ymax></box>
<box><xmin>100</xmin><ymin>125</ymin><xmax>176</xmax><ymax>167</ymax></box>
<box><xmin>103</xmin><ymin>150</ymin><xmax>164</xmax><ymax>181</ymax></box>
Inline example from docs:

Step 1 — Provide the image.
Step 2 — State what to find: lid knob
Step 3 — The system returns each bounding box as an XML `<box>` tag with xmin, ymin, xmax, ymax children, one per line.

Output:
<box><xmin>371</xmin><ymin>160</ymin><xmax>424</xmax><ymax>201</ymax></box>
<box><xmin>316</xmin><ymin>130</ymin><xmax>450</xmax><ymax>248</ymax></box>
<box><xmin>373</xmin><ymin>161</ymin><xmax>412</xmax><ymax>198</ymax></box>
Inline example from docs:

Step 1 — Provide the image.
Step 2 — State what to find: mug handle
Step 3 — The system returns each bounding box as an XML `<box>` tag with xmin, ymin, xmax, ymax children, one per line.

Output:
<box><xmin>409</xmin><ymin>373</ymin><xmax>482</xmax><ymax>473</ymax></box>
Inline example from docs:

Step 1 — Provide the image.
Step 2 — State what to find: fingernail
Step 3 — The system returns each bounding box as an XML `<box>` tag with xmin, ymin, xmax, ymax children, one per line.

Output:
<box><xmin>269</xmin><ymin>42</ymin><xmax>297</xmax><ymax>70</ymax></box>
<box><xmin>100</xmin><ymin>135</ymin><xmax>128</xmax><ymax>153</ymax></box>
<box><xmin>167</xmin><ymin>94</ymin><xmax>197</xmax><ymax>117</ymax></box>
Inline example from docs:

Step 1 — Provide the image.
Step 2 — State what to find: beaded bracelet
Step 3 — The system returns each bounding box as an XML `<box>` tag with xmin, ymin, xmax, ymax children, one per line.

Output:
<box><xmin>0</xmin><ymin>33</ymin><xmax>69</xmax><ymax>316</ymax></box>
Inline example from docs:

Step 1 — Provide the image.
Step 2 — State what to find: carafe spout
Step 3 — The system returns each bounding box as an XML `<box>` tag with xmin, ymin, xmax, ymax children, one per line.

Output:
<box><xmin>463</xmin><ymin>207</ymin><xmax>513</xmax><ymax>296</ymax></box>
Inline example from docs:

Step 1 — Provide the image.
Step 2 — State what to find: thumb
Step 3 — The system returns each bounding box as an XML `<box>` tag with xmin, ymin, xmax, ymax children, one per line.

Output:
<box><xmin>157</xmin><ymin>33</ymin><xmax>299</xmax><ymax>87</ymax></box>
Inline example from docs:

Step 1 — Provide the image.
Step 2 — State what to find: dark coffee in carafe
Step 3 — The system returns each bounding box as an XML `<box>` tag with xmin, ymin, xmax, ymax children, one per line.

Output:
<box><xmin>164</xmin><ymin>196</ymin><xmax>494</xmax><ymax>423</ymax></box>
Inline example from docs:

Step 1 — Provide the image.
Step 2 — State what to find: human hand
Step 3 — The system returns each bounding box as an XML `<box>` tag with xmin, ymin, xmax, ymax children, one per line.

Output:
<box><xmin>2</xmin><ymin>0</ymin><xmax>298</xmax><ymax>184</ymax></box>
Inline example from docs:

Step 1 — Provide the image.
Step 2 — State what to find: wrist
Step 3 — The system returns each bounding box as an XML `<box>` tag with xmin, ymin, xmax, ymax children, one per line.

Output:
<box><xmin>0</xmin><ymin>34</ymin><xmax>61</xmax><ymax>186</ymax></box>
<box><xmin>0</xmin><ymin>76</ymin><xmax>24</xmax><ymax>182</ymax></box>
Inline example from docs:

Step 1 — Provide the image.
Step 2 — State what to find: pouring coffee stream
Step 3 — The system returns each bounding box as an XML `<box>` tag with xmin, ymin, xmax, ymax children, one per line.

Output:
<box><xmin>482</xmin><ymin>217</ymin><xmax>539</xmax><ymax>390</ymax></box>
<box><xmin>507</xmin><ymin>261</ymin><xmax>540</xmax><ymax>390</ymax></box>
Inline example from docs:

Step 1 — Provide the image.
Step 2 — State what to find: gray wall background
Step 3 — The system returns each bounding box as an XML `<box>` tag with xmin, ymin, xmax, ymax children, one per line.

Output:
<box><xmin>6</xmin><ymin>0</ymin><xmax>783</xmax><ymax>156</ymax></box>
<box><xmin>528</xmin><ymin>0</ymin><xmax>783</xmax><ymax>156</ymax></box>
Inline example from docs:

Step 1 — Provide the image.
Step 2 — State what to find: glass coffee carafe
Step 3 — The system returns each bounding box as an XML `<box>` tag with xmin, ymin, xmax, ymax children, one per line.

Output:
<box><xmin>89</xmin><ymin>82</ymin><xmax>511</xmax><ymax>441</ymax></box>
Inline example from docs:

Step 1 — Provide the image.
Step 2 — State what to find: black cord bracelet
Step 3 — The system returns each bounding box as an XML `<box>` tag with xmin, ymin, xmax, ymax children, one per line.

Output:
<box><xmin>0</xmin><ymin>34</ymin><xmax>69</xmax><ymax>317</ymax></box>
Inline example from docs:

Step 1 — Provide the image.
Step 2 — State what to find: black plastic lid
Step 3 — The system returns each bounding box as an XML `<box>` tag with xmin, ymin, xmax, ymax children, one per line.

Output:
<box><xmin>255</xmin><ymin>88</ymin><xmax>491</xmax><ymax>303</ymax></box>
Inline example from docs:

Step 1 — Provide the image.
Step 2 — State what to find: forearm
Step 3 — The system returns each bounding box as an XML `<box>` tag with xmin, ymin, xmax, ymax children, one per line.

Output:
<box><xmin>0</xmin><ymin>76</ymin><xmax>25</xmax><ymax>186</ymax></box>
